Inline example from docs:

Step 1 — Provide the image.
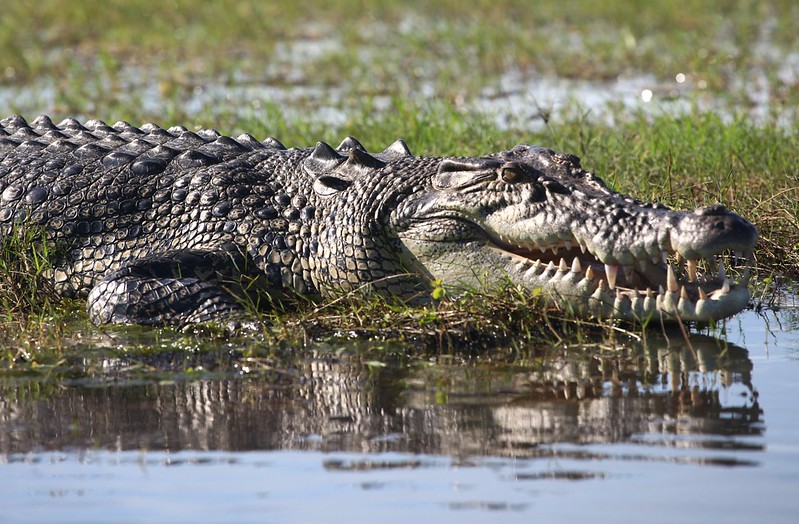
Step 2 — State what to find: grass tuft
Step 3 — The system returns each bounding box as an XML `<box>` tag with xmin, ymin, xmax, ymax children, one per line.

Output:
<box><xmin>0</xmin><ymin>225</ymin><xmax>63</xmax><ymax>319</ymax></box>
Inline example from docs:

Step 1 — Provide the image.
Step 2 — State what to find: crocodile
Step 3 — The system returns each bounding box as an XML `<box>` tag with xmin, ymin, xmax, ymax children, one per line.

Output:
<box><xmin>0</xmin><ymin>114</ymin><xmax>757</xmax><ymax>326</ymax></box>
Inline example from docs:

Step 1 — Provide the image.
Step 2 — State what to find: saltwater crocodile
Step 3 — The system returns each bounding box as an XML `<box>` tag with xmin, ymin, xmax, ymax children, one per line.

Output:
<box><xmin>0</xmin><ymin>115</ymin><xmax>757</xmax><ymax>325</ymax></box>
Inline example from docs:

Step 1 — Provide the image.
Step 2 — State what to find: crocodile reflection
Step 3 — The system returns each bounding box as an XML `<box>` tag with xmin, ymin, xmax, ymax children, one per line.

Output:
<box><xmin>0</xmin><ymin>334</ymin><xmax>761</xmax><ymax>459</ymax></box>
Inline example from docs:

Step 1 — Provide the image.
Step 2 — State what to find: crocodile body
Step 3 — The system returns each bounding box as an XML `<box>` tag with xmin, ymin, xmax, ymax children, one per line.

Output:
<box><xmin>0</xmin><ymin>115</ymin><xmax>757</xmax><ymax>325</ymax></box>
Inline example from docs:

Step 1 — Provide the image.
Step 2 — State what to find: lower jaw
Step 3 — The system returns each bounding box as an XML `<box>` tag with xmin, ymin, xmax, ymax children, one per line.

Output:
<box><xmin>581</xmin><ymin>284</ymin><xmax>751</xmax><ymax>322</ymax></box>
<box><xmin>532</xmin><ymin>267</ymin><xmax>751</xmax><ymax>323</ymax></box>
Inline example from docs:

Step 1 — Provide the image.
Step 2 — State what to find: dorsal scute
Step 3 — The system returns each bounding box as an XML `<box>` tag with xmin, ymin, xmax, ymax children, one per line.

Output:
<box><xmin>235</xmin><ymin>133</ymin><xmax>266</xmax><ymax>149</ymax></box>
<box><xmin>380</xmin><ymin>139</ymin><xmax>413</xmax><ymax>159</ymax></box>
<box><xmin>305</xmin><ymin>141</ymin><xmax>346</xmax><ymax>176</ymax></box>
<box><xmin>262</xmin><ymin>137</ymin><xmax>287</xmax><ymax>150</ymax></box>
<box><xmin>336</xmin><ymin>136</ymin><xmax>366</xmax><ymax>153</ymax></box>
<box><xmin>31</xmin><ymin>115</ymin><xmax>57</xmax><ymax>131</ymax></box>
<box><xmin>306</xmin><ymin>139</ymin><xmax>391</xmax><ymax>196</ymax></box>
<box><xmin>345</xmin><ymin>147</ymin><xmax>385</xmax><ymax>170</ymax></box>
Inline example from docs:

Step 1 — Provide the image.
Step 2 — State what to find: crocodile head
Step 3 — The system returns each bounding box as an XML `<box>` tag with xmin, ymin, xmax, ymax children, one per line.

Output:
<box><xmin>393</xmin><ymin>145</ymin><xmax>757</xmax><ymax>322</ymax></box>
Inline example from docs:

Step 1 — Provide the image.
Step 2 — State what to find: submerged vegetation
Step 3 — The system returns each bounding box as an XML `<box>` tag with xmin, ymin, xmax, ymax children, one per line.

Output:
<box><xmin>0</xmin><ymin>0</ymin><xmax>797</xmax><ymax>375</ymax></box>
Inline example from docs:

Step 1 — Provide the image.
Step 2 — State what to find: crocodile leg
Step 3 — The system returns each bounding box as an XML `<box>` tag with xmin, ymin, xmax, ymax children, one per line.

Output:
<box><xmin>86</xmin><ymin>247</ymin><xmax>262</xmax><ymax>326</ymax></box>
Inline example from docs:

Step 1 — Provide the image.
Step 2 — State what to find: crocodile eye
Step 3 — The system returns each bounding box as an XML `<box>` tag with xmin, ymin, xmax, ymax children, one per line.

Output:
<box><xmin>500</xmin><ymin>164</ymin><xmax>525</xmax><ymax>183</ymax></box>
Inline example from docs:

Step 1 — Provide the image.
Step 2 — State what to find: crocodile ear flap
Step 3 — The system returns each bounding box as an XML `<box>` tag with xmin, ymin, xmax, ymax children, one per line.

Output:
<box><xmin>433</xmin><ymin>158</ymin><xmax>498</xmax><ymax>189</ymax></box>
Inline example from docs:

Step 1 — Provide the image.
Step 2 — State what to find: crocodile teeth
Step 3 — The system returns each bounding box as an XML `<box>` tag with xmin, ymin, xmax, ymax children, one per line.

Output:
<box><xmin>605</xmin><ymin>264</ymin><xmax>618</xmax><ymax>289</ymax></box>
<box><xmin>699</xmin><ymin>287</ymin><xmax>708</xmax><ymax>300</ymax></box>
<box><xmin>666</xmin><ymin>264</ymin><xmax>679</xmax><ymax>293</ymax></box>
<box><xmin>558</xmin><ymin>258</ymin><xmax>569</xmax><ymax>271</ymax></box>
<box><xmin>585</xmin><ymin>266</ymin><xmax>595</xmax><ymax>281</ymax></box>
<box><xmin>571</xmin><ymin>257</ymin><xmax>582</xmax><ymax>273</ymax></box>
<box><xmin>687</xmin><ymin>259</ymin><xmax>698</xmax><ymax>282</ymax></box>
<box><xmin>711</xmin><ymin>278</ymin><xmax>731</xmax><ymax>298</ymax></box>
<box><xmin>622</xmin><ymin>265</ymin><xmax>634</xmax><ymax>280</ymax></box>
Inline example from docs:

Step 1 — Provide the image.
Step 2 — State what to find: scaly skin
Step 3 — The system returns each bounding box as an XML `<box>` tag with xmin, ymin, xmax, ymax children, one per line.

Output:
<box><xmin>0</xmin><ymin>115</ymin><xmax>757</xmax><ymax>325</ymax></box>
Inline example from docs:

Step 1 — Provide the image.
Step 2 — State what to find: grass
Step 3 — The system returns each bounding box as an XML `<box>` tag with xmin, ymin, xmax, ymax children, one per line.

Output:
<box><xmin>0</xmin><ymin>0</ymin><xmax>797</xmax><ymax>376</ymax></box>
<box><xmin>0</xmin><ymin>225</ymin><xmax>74</xmax><ymax>320</ymax></box>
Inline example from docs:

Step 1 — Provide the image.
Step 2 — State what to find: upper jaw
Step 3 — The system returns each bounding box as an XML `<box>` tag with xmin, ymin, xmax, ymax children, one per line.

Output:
<box><xmin>487</xmin><ymin>216</ymin><xmax>757</xmax><ymax>322</ymax></box>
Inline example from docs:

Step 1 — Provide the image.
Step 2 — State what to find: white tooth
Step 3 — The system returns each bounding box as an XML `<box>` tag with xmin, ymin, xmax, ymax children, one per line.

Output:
<box><xmin>579</xmin><ymin>241</ymin><xmax>587</xmax><ymax>253</ymax></box>
<box><xmin>586</xmin><ymin>266</ymin><xmax>595</xmax><ymax>281</ymax></box>
<box><xmin>559</xmin><ymin>258</ymin><xmax>569</xmax><ymax>271</ymax></box>
<box><xmin>546</xmin><ymin>261</ymin><xmax>556</xmax><ymax>272</ymax></box>
<box><xmin>687</xmin><ymin>259</ymin><xmax>697</xmax><ymax>282</ymax></box>
<box><xmin>539</xmin><ymin>245</ymin><xmax>547</xmax><ymax>253</ymax></box>
<box><xmin>667</xmin><ymin>264</ymin><xmax>679</xmax><ymax>293</ymax></box>
<box><xmin>571</xmin><ymin>257</ymin><xmax>582</xmax><ymax>273</ymax></box>
<box><xmin>710</xmin><ymin>278</ymin><xmax>731</xmax><ymax>299</ymax></box>
<box><xmin>605</xmin><ymin>264</ymin><xmax>618</xmax><ymax>289</ymax></box>
<box><xmin>680</xmin><ymin>286</ymin><xmax>689</xmax><ymax>300</ymax></box>
<box><xmin>719</xmin><ymin>259</ymin><xmax>727</xmax><ymax>280</ymax></box>
<box><xmin>658</xmin><ymin>285</ymin><xmax>665</xmax><ymax>296</ymax></box>
<box><xmin>564</xmin><ymin>240</ymin><xmax>573</xmax><ymax>250</ymax></box>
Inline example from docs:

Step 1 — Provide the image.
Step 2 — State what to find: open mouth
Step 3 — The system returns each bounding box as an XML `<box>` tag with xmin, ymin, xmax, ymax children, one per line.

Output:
<box><xmin>491</xmin><ymin>234</ymin><xmax>755</xmax><ymax>320</ymax></box>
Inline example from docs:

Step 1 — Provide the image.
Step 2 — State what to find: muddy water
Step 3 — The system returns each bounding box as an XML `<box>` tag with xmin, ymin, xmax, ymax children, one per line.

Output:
<box><xmin>0</xmin><ymin>305</ymin><xmax>797</xmax><ymax>523</ymax></box>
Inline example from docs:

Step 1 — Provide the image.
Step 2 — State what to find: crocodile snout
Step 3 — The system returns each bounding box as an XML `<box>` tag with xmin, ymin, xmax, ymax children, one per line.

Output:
<box><xmin>671</xmin><ymin>205</ymin><xmax>757</xmax><ymax>258</ymax></box>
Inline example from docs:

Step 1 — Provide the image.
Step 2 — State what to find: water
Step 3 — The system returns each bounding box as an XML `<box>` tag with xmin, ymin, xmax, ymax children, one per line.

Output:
<box><xmin>1</xmin><ymin>303</ymin><xmax>797</xmax><ymax>523</ymax></box>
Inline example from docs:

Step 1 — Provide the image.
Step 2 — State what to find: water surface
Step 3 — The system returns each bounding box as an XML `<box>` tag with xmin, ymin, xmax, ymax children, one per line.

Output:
<box><xmin>1</xmin><ymin>305</ymin><xmax>797</xmax><ymax>523</ymax></box>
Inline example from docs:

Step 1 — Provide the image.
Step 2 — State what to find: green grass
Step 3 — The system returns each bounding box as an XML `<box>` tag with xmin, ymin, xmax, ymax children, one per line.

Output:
<box><xmin>0</xmin><ymin>225</ymin><xmax>66</xmax><ymax>318</ymax></box>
